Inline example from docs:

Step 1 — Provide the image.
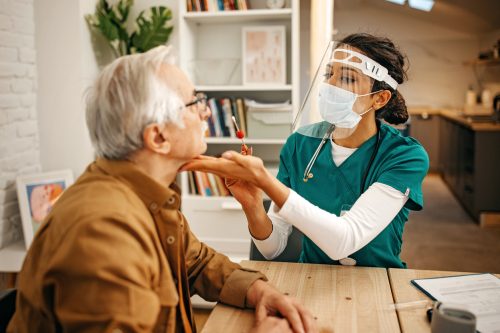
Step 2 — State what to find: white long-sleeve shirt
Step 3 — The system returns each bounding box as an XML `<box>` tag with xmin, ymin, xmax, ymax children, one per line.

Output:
<box><xmin>252</xmin><ymin>138</ymin><xmax>409</xmax><ymax>260</ymax></box>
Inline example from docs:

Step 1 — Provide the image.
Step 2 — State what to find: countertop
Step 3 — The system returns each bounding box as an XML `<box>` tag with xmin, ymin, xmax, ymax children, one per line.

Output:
<box><xmin>408</xmin><ymin>107</ymin><xmax>500</xmax><ymax>132</ymax></box>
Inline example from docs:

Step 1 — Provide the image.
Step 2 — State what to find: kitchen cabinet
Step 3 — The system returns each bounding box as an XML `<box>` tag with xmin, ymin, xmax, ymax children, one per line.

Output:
<box><xmin>439</xmin><ymin>115</ymin><xmax>500</xmax><ymax>221</ymax></box>
<box><xmin>409</xmin><ymin>113</ymin><xmax>440</xmax><ymax>172</ymax></box>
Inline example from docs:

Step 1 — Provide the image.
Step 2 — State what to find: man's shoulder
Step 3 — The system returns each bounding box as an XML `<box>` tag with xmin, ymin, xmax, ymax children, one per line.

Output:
<box><xmin>61</xmin><ymin>174</ymin><xmax>144</xmax><ymax>215</ymax></box>
<box><xmin>45</xmin><ymin>173</ymin><xmax>154</xmax><ymax>242</ymax></box>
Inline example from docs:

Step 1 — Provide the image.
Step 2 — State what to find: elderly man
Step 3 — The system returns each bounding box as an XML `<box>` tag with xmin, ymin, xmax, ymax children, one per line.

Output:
<box><xmin>7</xmin><ymin>46</ymin><xmax>315</xmax><ymax>333</ymax></box>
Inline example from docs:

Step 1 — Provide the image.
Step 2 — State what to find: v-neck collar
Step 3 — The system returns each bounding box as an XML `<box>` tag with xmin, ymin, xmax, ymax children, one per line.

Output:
<box><xmin>326</xmin><ymin>132</ymin><xmax>378</xmax><ymax>171</ymax></box>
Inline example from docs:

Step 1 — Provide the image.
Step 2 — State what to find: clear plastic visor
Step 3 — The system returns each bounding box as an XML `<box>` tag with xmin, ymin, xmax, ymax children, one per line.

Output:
<box><xmin>293</xmin><ymin>42</ymin><xmax>382</xmax><ymax>139</ymax></box>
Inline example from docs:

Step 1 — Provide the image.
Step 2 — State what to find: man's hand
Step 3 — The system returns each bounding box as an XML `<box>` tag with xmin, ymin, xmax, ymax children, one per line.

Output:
<box><xmin>246</xmin><ymin>280</ymin><xmax>317</xmax><ymax>333</ymax></box>
<box><xmin>250</xmin><ymin>317</ymin><xmax>293</xmax><ymax>333</ymax></box>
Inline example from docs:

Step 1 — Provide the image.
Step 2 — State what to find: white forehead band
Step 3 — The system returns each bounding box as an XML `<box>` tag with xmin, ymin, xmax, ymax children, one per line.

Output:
<box><xmin>331</xmin><ymin>48</ymin><xmax>399</xmax><ymax>90</ymax></box>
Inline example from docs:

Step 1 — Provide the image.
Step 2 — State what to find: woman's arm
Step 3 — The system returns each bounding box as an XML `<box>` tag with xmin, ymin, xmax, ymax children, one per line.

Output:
<box><xmin>251</xmin><ymin>202</ymin><xmax>292</xmax><ymax>260</ymax></box>
<box><xmin>252</xmin><ymin>181</ymin><xmax>408</xmax><ymax>261</ymax></box>
<box><xmin>181</xmin><ymin>152</ymin><xmax>408</xmax><ymax>260</ymax></box>
<box><xmin>241</xmin><ymin>202</ymin><xmax>273</xmax><ymax>241</ymax></box>
<box><xmin>275</xmin><ymin>182</ymin><xmax>408</xmax><ymax>260</ymax></box>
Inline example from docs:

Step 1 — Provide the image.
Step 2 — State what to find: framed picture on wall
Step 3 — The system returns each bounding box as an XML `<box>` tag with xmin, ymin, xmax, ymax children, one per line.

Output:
<box><xmin>242</xmin><ymin>25</ymin><xmax>286</xmax><ymax>85</ymax></box>
<box><xmin>16</xmin><ymin>170</ymin><xmax>74</xmax><ymax>249</ymax></box>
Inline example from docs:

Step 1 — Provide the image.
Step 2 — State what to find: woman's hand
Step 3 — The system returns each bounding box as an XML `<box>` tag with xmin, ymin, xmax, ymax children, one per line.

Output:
<box><xmin>181</xmin><ymin>151</ymin><xmax>269</xmax><ymax>188</ymax></box>
<box><xmin>225</xmin><ymin>178</ymin><xmax>263</xmax><ymax>209</ymax></box>
<box><xmin>224</xmin><ymin>145</ymin><xmax>263</xmax><ymax>208</ymax></box>
<box><xmin>182</xmin><ymin>150</ymin><xmax>290</xmax><ymax>209</ymax></box>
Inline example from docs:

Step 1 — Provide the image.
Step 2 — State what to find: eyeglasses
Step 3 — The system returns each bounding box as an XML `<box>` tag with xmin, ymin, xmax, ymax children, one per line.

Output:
<box><xmin>185</xmin><ymin>92</ymin><xmax>208</xmax><ymax>114</ymax></box>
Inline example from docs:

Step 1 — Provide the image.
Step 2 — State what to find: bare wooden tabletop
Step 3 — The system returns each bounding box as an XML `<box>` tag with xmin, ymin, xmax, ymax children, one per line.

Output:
<box><xmin>202</xmin><ymin>261</ymin><xmax>400</xmax><ymax>333</ymax></box>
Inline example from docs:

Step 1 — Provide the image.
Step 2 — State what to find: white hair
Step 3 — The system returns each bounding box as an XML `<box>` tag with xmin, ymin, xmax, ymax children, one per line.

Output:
<box><xmin>85</xmin><ymin>45</ymin><xmax>185</xmax><ymax>160</ymax></box>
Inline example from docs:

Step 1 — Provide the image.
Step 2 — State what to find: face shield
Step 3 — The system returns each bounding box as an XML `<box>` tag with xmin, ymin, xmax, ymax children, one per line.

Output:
<box><xmin>293</xmin><ymin>41</ymin><xmax>398</xmax><ymax>140</ymax></box>
<box><xmin>294</xmin><ymin>41</ymin><xmax>398</xmax><ymax>182</ymax></box>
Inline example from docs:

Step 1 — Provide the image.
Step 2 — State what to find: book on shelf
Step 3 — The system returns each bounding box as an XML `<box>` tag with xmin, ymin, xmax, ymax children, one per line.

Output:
<box><xmin>187</xmin><ymin>0</ymin><xmax>249</xmax><ymax>12</ymax></box>
<box><xmin>188</xmin><ymin>171</ymin><xmax>231</xmax><ymax>197</ymax></box>
<box><xmin>203</xmin><ymin>97</ymin><xmax>293</xmax><ymax>139</ymax></box>
<box><xmin>205</xmin><ymin>97</ymin><xmax>247</xmax><ymax>138</ymax></box>
<box><xmin>188</xmin><ymin>171</ymin><xmax>197</xmax><ymax>195</ymax></box>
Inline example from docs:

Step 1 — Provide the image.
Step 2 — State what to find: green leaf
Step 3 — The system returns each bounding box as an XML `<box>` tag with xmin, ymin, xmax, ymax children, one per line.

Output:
<box><xmin>130</xmin><ymin>6</ymin><xmax>173</xmax><ymax>53</ymax></box>
<box><xmin>116</xmin><ymin>0</ymin><xmax>132</xmax><ymax>22</ymax></box>
<box><xmin>86</xmin><ymin>1</ymin><xmax>173</xmax><ymax>57</ymax></box>
<box><xmin>86</xmin><ymin>0</ymin><xmax>133</xmax><ymax>57</ymax></box>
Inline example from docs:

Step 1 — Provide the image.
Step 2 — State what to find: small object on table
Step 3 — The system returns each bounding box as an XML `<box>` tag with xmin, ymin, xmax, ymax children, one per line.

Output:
<box><xmin>429</xmin><ymin>302</ymin><xmax>476</xmax><ymax>333</ymax></box>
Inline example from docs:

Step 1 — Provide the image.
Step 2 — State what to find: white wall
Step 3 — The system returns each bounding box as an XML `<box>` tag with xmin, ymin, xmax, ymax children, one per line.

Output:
<box><xmin>0</xmin><ymin>0</ymin><xmax>41</xmax><ymax>248</ymax></box>
<box><xmin>334</xmin><ymin>6</ymin><xmax>481</xmax><ymax>109</ymax></box>
<box><xmin>34</xmin><ymin>0</ymin><xmax>180</xmax><ymax>180</ymax></box>
<box><xmin>34</xmin><ymin>0</ymin><xmax>92</xmax><ymax>180</ymax></box>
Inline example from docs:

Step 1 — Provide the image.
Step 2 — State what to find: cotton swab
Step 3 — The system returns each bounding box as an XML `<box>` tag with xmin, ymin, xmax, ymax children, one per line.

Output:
<box><xmin>231</xmin><ymin>116</ymin><xmax>250</xmax><ymax>154</ymax></box>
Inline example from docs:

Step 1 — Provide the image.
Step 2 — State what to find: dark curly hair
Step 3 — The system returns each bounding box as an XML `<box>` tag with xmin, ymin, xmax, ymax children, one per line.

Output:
<box><xmin>340</xmin><ymin>33</ymin><xmax>409</xmax><ymax>125</ymax></box>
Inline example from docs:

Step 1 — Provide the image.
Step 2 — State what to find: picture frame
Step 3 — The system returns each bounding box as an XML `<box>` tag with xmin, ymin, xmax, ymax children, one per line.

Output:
<box><xmin>242</xmin><ymin>25</ymin><xmax>286</xmax><ymax>86</ymax></box>
<box><xmin>16</xmin><ymin>170</ymin><xmax>74</xmax><ymax>249</ymax></box>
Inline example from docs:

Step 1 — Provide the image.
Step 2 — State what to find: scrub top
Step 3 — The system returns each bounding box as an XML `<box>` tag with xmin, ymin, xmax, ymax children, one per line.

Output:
<box><xmin>277</xmin><ymin>121</ymin><xmax>429</xmax><ymax>268</ymax></box>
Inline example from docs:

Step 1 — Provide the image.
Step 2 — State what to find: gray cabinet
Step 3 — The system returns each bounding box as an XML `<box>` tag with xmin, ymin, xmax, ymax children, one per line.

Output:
<box><xmin>410</xmin><ymin>114</ymin><xmax>440</xmax><ymax>172</ymax></box>
<box><xmin>439</xmin><ymin>116</ymin><xmax>500</xmax><ymax>220</ymax></box>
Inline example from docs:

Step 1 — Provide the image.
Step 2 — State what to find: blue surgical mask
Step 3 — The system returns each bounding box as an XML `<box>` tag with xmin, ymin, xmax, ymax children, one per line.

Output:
<box><xmin>318</xmin><ymin>82</ymin><xmax>377</xmax><ymax>128</ymax></box>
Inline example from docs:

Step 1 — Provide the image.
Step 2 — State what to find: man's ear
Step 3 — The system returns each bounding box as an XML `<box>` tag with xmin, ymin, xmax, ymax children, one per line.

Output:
<box><xmin>373</xmin><ymin>90</ymin><xmax>392</xmax><ymax>110</ymax></box>
<box><xmin>143</xmin><ymin>123</ymin><xmax>171</xmax><ymax>155</ymax></box>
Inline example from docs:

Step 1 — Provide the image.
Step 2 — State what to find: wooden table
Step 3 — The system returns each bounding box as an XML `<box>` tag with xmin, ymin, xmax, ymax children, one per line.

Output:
<box><xmin>388</xmin><ymin>269</ymin><xmax>500</xmax><ymax>333</ymax></box>
<box><xmin>202</xmin><ymin>261</ymin><xmax>400</xmax><ymax>333</ymax></box>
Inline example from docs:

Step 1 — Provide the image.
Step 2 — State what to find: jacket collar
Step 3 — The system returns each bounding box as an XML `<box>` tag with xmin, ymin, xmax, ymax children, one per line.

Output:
<box><xmin>93</xmin><ymin>158</ymin><xmax>181</xmax><ymax>211</ymax></box>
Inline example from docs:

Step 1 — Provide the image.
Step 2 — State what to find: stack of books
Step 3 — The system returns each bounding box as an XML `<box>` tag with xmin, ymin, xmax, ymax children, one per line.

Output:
<box><xmin>206</xmin><ymin>97</ymin><xmax>247</xmax><ymax>138</ymax></box>
<box><xmin>187</xmin><ymin>171</ymin><xmax>231</xmax><ymax>197</ymax></box>
<box><xmin>187</xmin><ymin>0</ymin><xmax>249</xmax><ymax>12</ymax></box>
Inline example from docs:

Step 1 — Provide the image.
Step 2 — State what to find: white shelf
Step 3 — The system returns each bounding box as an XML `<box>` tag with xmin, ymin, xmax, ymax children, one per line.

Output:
<box><xmin>196</xmin><ymin>84</ymin><xmax>292</xmax><ymax>92</ymax></box>
<box><xmin>205</xmin><ymin>137</ymin><xmax>286</xmax><ymax>144</ymax></box>
<box><xmin>183</xmin><ymin>194</ymin><xmax>235</xmax><ymax>200</ymax></box>
<box><xmin>179</xmin><ymin>1</ymin><xmax>299</xmax><ymax>261</ymax></box>
<box><xmin>0</xmin><ymin>240</ymin><xmax>26</xmax><ymax>272</ymax></box>
<box><xmin>183</xmin><ymin>9</ymin><xmax>292</xmax><ymax>23</ymax></box>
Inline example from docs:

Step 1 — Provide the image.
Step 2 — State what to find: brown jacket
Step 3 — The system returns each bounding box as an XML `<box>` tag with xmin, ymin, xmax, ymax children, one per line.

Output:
<box><xmin>8</xmin><ymin>159</ymin><xmax>266</xmax><ymax>333</ymax></box>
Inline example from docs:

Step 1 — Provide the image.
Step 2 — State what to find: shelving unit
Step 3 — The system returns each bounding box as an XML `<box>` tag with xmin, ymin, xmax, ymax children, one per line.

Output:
<box><xmin>183</xmin><ymin>8</ymin><xmax>292</xmax><ymax>23</ymax></box>
<box><xmin>196</xmin><ymin>84</ymin><xmax>292</xmax><ymax>92</ymax></box>
<box><xmin>178</xmin><ymin>0</ymin><xmax>299</xmax><ymax>263</ymax></box>
<box><xmin>205</xmin><ymin>137</ymin><xmax>285</xmax><ymax>144</ymax></box>
<box><xmin>463</xmin><ymin>58</ymin><xmax>500</xmax><ymax>66</ymax></box>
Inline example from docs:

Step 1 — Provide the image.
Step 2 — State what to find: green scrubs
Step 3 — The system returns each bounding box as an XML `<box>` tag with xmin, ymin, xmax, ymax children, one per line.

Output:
<box><xmin>277</xmin><ymin>122</ymin><xmax>429</xmax><ymax>268</ymax></box>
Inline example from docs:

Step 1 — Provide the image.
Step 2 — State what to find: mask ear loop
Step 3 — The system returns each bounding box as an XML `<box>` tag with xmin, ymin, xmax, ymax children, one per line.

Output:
<box><xmin>355</xmin><ymin>88</ymin><xmax>382</xmax><ymax>117</ymax></box>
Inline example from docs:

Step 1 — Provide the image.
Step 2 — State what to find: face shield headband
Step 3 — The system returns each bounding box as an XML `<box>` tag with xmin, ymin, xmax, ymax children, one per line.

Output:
<box><xmin>331</xmin><ymin>48</ymin><xmax>398</xmax><ymax>90</ymax></box>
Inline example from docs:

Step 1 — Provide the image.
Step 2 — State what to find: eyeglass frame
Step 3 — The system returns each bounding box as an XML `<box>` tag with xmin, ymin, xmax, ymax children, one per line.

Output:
<box><xmin>185</xmin><ymin>92</ymin><xmax>208</xmax><ymax>114</ymax></box>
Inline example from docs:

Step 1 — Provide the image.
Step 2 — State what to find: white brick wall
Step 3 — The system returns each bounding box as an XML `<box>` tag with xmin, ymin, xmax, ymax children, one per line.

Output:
<box><xmin>0</xmin><ymin>0</ymin><xmax>40</xmax><ymax>249</ymax></box>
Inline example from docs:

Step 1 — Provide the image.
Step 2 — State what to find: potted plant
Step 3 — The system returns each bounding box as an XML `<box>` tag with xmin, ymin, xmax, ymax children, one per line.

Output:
<box><xmin>85</xmin><ymin>0</ymin><xmax>173</xmax><ymax>58</ymax></box>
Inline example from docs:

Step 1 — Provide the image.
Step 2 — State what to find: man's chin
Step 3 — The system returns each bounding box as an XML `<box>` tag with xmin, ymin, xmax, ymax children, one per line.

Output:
<box><xmin>200</xmin><ymin>141</ymin><xmax>207</xmax><ymax>154</ymax></box>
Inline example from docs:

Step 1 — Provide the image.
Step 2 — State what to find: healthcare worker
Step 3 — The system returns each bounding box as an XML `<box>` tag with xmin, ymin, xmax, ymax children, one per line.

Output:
<box><xmin>183</xmin><ymin>33</ymin><xmax>429</xmax><ymax>268</ymax></box>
